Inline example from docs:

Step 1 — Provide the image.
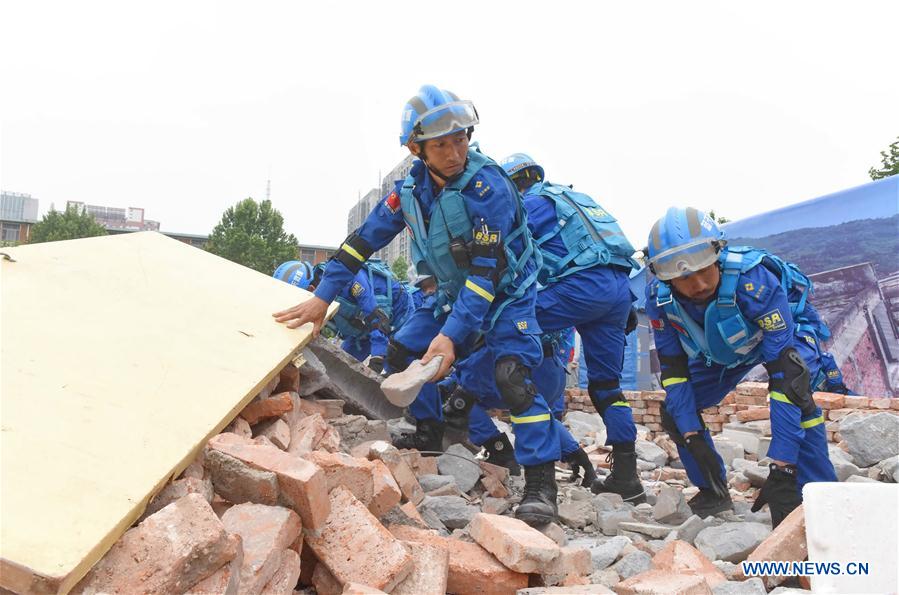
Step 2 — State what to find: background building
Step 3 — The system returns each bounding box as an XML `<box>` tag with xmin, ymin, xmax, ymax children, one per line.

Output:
<box><xmin>1</xmin><ymin>191</ymin><xmax>39</xmax><ymax>243</ymax></box>
<box><xmin>67</xmin><ymin>201</ymin><xmax>161</xmax><ymax>232</ymax></box>
<box><xmin>347</xmin><ymin>155</ymin><xmax>414</xmax><ymax>273</ymax></box>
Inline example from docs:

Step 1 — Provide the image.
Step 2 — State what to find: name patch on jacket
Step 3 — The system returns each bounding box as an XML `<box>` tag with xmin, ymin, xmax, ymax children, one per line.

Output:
<box><xmin>756</xmin><ymin>309</ymin><xmax>787</xmax><ymax>331</ymax></box>
<box><xmin>350</xmin><ymin>282</ymin><xmax>365</xmax><ymax>297</ymax></box>
<box><xmin>474</xmin><ymin>228</ymin><xmax>500</xmax><ymax>246</ymax></box>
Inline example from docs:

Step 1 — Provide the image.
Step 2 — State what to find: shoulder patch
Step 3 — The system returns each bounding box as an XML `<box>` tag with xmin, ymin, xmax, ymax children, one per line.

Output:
<box><xmin>516</xmin><ymin>320</ymin><xmax>528</xmax><ymax>331</ymax></box>
<box><xmin>350</xmin><ymin>282</ymin><xmax>365</xmax><ymax>297</ymax></box>
<box><xmin>755</xmin><ymin>308</ymin><xmax>787</xmax><ymax>332</ymax></box>
<box><xmin>651</xmin><ymin>318</ymin><xmax>665</xmax><ymax>331</ymax></box>
<box><xmin>470</xmin><ymin>174</ymin><xmax>493</xmax><ymax>198</ymax></box>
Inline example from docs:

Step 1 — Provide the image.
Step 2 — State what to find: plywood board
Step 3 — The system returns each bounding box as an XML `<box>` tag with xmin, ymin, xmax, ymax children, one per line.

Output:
<box><xmin>0</xmin><ymin>232</ymin><xmax>335</xmax><ymax>594</ymax></box>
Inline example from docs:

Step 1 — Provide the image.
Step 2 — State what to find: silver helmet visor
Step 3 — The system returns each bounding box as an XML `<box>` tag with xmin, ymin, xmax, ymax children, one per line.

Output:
<box><xmin>409</xmin><ymin>101</ymin><xmax>478</xmax><ymax>143</ymax></box>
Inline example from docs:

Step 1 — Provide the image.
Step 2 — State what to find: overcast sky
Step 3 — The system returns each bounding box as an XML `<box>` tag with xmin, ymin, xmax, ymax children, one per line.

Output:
<box><xmin>2</xmin><ymin>1</ymin><xmax>897</xmax><ymax>249</ymax></box>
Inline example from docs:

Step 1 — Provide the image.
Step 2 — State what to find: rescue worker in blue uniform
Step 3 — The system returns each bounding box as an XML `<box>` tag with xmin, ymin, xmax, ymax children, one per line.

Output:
<box><xmin>500</xmin><ymin>153</ymin><xmax>645</xmax><ymax>503</ymax></box>
<box><xmin>645</xmin><ymin>207</ymin><xmax>837</xmax><ymax>526</ymax></box>
<box><xmin>274</xmin><ymin>85</ymin><xmax>560</xmax><ymax>525</ymax></box>
<box><xmin>361</xmin><ymin>260</ymin><xmax>413</xmax><ymax>373</ymax></box>
<box><xmin>299</xmin><ymin>262</ymin><xmax>391</xmax><ymax>368</ymax></box>
<box><xmin>407</xmin><ymin>274</ymin><xmax>437</xmax><ymax>310</ymax></box>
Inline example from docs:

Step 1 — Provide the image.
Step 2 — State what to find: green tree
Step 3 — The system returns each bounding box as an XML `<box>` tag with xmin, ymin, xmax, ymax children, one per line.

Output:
<box><xmin>708</xmin><ymin>210</ymin><xmax>730</xmax><ymax>224</ymax></box>
<box><xmin>391</xmin><ymin>255</ymin><xmax>410</xmax><ymax>282</ymax></box>
<box><xmin>869</xmin><ymin>137</ymin><xmax>899</xmax><ymax>180</ymax></box>
<box><xmin>30</xmin><ymin>206</ymin><xmax>108</xmax><ymax>243</ymax></box>
<box><xmin>206</xmin><ymin>198</ymin><xmax>299</xmax><ymax>274</ymax></box>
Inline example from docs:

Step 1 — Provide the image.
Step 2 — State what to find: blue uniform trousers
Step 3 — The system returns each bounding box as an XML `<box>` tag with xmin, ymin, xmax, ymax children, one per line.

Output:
<box><xmin>676</xmin><ymin>331</ymin><xmax>837</xmax><ymax>491</ymax></box>
<box><xmin>389</xmin><ymin>293</ymin><xmax>559</xmax><ymax>466</ymax></box>
<box><xmin>536</xmin><ymin>265</ymin><xmax>637</xmax><ymax>445</ymax></box>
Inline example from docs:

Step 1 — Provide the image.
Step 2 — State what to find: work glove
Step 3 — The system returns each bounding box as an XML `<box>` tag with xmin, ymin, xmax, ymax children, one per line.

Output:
<box><xmin>751</xmin><ymin>463</ymin><xmax>802</xmax><ymax>528</ymax></box>
<box><xmin>367</xmin><ymin>356</ymin><xmax>384</xmax><ymax>375</ymax></box>
<box><xmin>685</xmin><ymin>434</ymin><xmax>729</xmax><ymax>499</ymax></box>
<box><xmin>625</xmin><ymin>306</ymin><xmax>638</xmax><ymax>335</ymax></box>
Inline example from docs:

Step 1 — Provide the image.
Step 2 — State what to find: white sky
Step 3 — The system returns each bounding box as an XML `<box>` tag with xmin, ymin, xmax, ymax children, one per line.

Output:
<box><xmin>2</xmin><ymin>1</ymin><xmax>897</xmax><ymax>249</ymax></box>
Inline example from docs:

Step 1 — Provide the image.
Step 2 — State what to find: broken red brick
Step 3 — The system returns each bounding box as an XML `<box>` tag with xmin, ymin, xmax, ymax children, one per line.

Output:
<box><xmin>399</xmin><ymin>501</ymin><xmax>426</xmax><ymax>525</ymax></box>
<box><xmin>225</xmin><ymin>416</ymin><xmax>253</xmax><ymax>439</ymax></box>
<box><xmin>541</xmin><ymin>546</ymin><xmax>592</xmax><ymax>585</ymax></box>
<box><xmin>307</xmin><ymin>450</ymin><xmax>374</xmax><ymax>505</ymax></box>
<box><xmin>289</xmin><ymin>413</ymin><xmax>341</xmax><ymax>455</ymax></box>
<box><xmin>341</xmin><ymin>583</ymin><xmax>388</xmax><ymax>594</ymax></box>
<box><xmin>468</xmin><ymin>513</ymin><xmax>561</xmax><ymax>574</ymax></box>
<box><xmin>869</xmin><ymin>397</ymin><xmax>892</xmax><ymax>409</ymax></box>
<box><xmin>207</xmin><ymin>433</ymin><xmax>329</xmax><ymax>532</ymax></box>
<box><xmin>617</xmin><ymin>570</ymin><xmax>712</xmax><ymax>594</ymax></box>
<box><xmin>276</xmin><ymin>363</ymin><xmax>301</xmax><ymax>394</ymax></box>
<box><xmin>736</xmin><ymin>407</ymin><xmax>770</xmax><ymax>422</ymax></box>
<box><xmin>479</xmin><ymin>460</ymin><xmax>511</xmax><ymax>484</ymax></box>
<box><xmin>221</xmin><ymin>503</ymin><xmax>302</xmax><ymax>595</ymax></box>
<box><xmin>843</xmin><ymin>395</ymin><xmax>869</xmax><ymax>409</ymax></box>
<box><xmin>813</xmin><ymin>392</ymin><xmax>844</xmax><ymax>410</ymax></box>
<box><xmin>736</xmin><ymin>382</ymin><xmax>768</xmax><ymax>397</ymax></box>
<box><xmin>369</xmin><ymin>459</ymin><xmax>402</xmax><ymax>518</ymax></box>
<box><xmin>205</xmin><ymin>447</ymin><xmax>281</xmax><ymax>506</ymax></box>
<box><xmin>305</xmin><ymin>486</ymin><xmax>413</xmax><ymax>592</ymax></box>
<box><xmin>312</xmin><ymin>563</ymin><xmax>343</xmax><ymax>595</ymax></box>
<box><xmin>481</xmin><ymin>473</ymin><xmax>510</xmax><ymax>498</ymax></box>
<box><xmin>389</xmin><ymin>524</ymin><xmax>528</xmax><ymax>594</ymax></box>
<box><xmin>392</xmin><ymin>541</ymin><xmax>449</xmax><ymax>595</ymax></box>
<box><xmin>651</xmin><ymin>540</ymin><xmax>726</xmax><ymax>589</ymax></box>
<box><xmin>240</xmin><ymin>392</ymin><xmax>294</xmax><ymax>425</ymax></box>
<box><xmin>260</xmin><ymin>549</ymin><xmax>302</xmax><ymax>595</ymax></box>
<box><xmin>257</xmin><ymin>418</ymin><xmax>291</xmax><ymax>450</ymax></box>
<box><xmin>185</xmin><ymin>534</ymin><xmax>243</xmax><ymax>595</ymax></box>
<box><xmin>368</xmin><ymin>441</ymin><xmax>424</xmax><ymax>505</ymax></box>
<box><xmin>741</xmin><ymin>505</ymin><xmax>806</xmax><ymax>579</ymax></box>
<box><xmin>141</xmin><ymin>476</ymin><xmax>213</xmax><ymax>521</ymax></box>
<box><xmin>73</xmin><ymin>494</ymin><xmax>237</xmax><ymax>594</ymax></box>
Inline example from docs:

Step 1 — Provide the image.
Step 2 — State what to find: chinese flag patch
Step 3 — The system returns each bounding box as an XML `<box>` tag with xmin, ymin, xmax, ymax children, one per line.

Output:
<box><xmin>385</xmin><ymin>191</ymin><xmax>400</xmax><ymax>214</ymax></box>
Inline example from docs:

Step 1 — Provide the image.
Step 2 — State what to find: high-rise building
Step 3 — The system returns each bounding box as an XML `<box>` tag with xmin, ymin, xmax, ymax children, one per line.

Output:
<box><xmin>347</xmin><ymin>155</ymin><xmax>415</xmax><ymax>273</ymax></box>
<box><xmin>1</xmin><ymin>191</ymin><xmax>39</xmax><ymax>243</ymax></box>
<box><xmin>66</xmin><ymin>201</ymin><xmax>161</xmax><ymax>232</ymax></box>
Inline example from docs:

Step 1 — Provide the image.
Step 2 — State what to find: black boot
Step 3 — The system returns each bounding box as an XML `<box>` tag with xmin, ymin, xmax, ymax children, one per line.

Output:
<box><xmin>392</xmin><ymin>418</ymin><xmax>444</xmax><ymax>454</ymax></box>
<box><xmin>562</xmin><ymin>448</ymin><xmax>597</xmax><ymax>487</ymax></box>
<box><xmin>590</xmin><ymin>443</ymin><xmax>646</xmax><ymax>504</ymax></box>
<box><xmin>515</xmin><ymin>461</ymin><xmax>558</xmax><ymax>526</ymax></box>
<box><xmin>482</xmin><ymin>434</ymin><xmax>520</xmax><ymax>475</ymax></box>
<box><xmin>688</xmin><ymin>488</ymin><xmax>734</xmax><ymax>518</ymax></box>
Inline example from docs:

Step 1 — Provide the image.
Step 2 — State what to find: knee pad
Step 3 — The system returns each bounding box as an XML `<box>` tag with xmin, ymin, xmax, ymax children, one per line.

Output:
<box><xmin>588</xmin><ymin>380</ymin><xmax>622</xmax><ymax>415</ymax></box>
<box><xmin>386</xmin><ymin>340</ymin><xmax>416</xmax><ymax>373</ymax></box>
<box><xmin>660</xmin><ymin>404</ymin><xmax>686</xmax><ymax>447</ymax></box>
<box><xmin>495</xmin><ymin>356</ymin><xmax>537</xmax><ymax>415</ymax></box>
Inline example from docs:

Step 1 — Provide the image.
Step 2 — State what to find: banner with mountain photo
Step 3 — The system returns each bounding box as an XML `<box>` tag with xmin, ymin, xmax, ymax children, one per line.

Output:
<box><xmin>723</xmin><ymin>175</ymin><xmax>899</xmax><ymax>397</ymax></box>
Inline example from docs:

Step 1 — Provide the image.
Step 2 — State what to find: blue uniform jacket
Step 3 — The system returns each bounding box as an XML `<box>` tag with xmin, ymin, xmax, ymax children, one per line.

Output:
<box><xmin>522</xmin><ymin>184</ymin><xmax>568</xmax><ymax>259</ymax></box>
<box><xmin>316</xmin><ymin>158</ymin><xmax>532</xmax><ymax>346</ymax></box>
<box><xmin>646</xmin><ymin>263</ymin><xmax>803</xmax><ymax>433</ymax></box>
<box><xmin>336</xmin><ymin>270</ymin><xmax>387</xmax><ymax>356</ymax></box>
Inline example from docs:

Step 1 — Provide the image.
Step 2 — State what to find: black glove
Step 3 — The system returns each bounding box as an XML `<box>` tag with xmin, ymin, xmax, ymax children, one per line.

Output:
<box><xmin>625</xmin><ymin>306</ymin><xmax>638</xmax><ymax>335</ymax></box>
<box><xmin>685</xmin><ymin>434</ymin><xmax>729</xmax><ymax>499</ymax></box>
<box><xmin>751</xmin><ymin>463</ymin><xmax>801</xmax><ymax>528</ymax></box>
<box><xmin>367</xmin><ymin>356</ymin><xmax>384</xmax><ymax>374</ymax></box>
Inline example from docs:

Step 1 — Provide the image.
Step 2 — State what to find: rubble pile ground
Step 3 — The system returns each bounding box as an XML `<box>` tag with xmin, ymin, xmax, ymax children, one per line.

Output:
<box><xmin>70</xmin><ymin>342</ymin><xmax>899</xmax><ymax>594</ymax></box>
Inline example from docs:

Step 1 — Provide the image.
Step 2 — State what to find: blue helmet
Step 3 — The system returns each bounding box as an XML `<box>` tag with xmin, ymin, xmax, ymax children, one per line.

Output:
<box><xmin>273</xmin><ymin>260</ymin><xmax>314</xmax><ymax>289</ymax></box>
<box><xmin>399</xmin><ymin>85</ymin><xmax>479</xmax><ymax>146</ymax></box>
<box><xmin>500</xmin><ymin>153</ymin><xmax>545</xmax><ymax>181</ymax></box>
<box><xmin>646</xmin><ymin>207</ymin><xmax>725</xmax><ymax>281</ymax></box>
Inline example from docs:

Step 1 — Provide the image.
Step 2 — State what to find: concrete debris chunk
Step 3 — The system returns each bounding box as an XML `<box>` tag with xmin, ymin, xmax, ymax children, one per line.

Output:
<box><xmin>712</xmin><ymin>578</ymin><xmax>766</xmax><ymax>594</ymax></box>
<box><xmin>298</xmin><ymin>345</ymin><xmax>331</xmax><ymax>396</ymax></box>
<box><xmin>436</xmin><ymin>444</ymin><xmax>481</xmax><ymax>492</ymax></box>
<box><xmin>839</xmin><ymin>412</ymin><xmax>899</xmax><ymax>467</ymax></box>
<box><xmin>419</xmin><ymin>495</ymin><xmax>478</xmax><ymax>529</ymax></box>
<box><xmin>652</xmin><ymin>483</ymin><xmax>691</xmax><ymax>524</ymax></box>
<box><xmin>73</xmin><ymin>494</ymin><xmax>237</xmax><ymax>595</ymax></box>
<box><xmin>140</xmin><ymin>475</ymin><xmax>214</xmax><ymax>521</ymax></box>
<box><xmin>635</xmin><ymin>440</ymin><xmax>668</xmax><ymax>467</ymax></box>
<box><xmin>558</xmin><ymin>498</ymin><xmax>595</xmax><ymax>529</ymax></box>
<box><xmin>586</xmin><ymin>535</ymin><xmax>630</xmax><ymax>571</ymax></box>
<box><xmin>694</xmin><ymin>522</ymin><xmax>769</xmax><ymax>563</ymax></box>
<box><xmin>610</xmin><ymin>550</ymin><xmax>652</xmax><ymax>580</ymax></box>
<box><xmin>380</xmin><ymin>356</ymin><xmax>443</xmax><ymax>406</ymax></box>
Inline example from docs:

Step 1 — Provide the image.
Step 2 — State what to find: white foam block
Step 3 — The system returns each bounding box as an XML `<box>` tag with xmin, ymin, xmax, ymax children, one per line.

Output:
<box><xmin>803</xmin><ymin>482</ymin><xmax>898</xmax><ymax>594</ymax></box>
